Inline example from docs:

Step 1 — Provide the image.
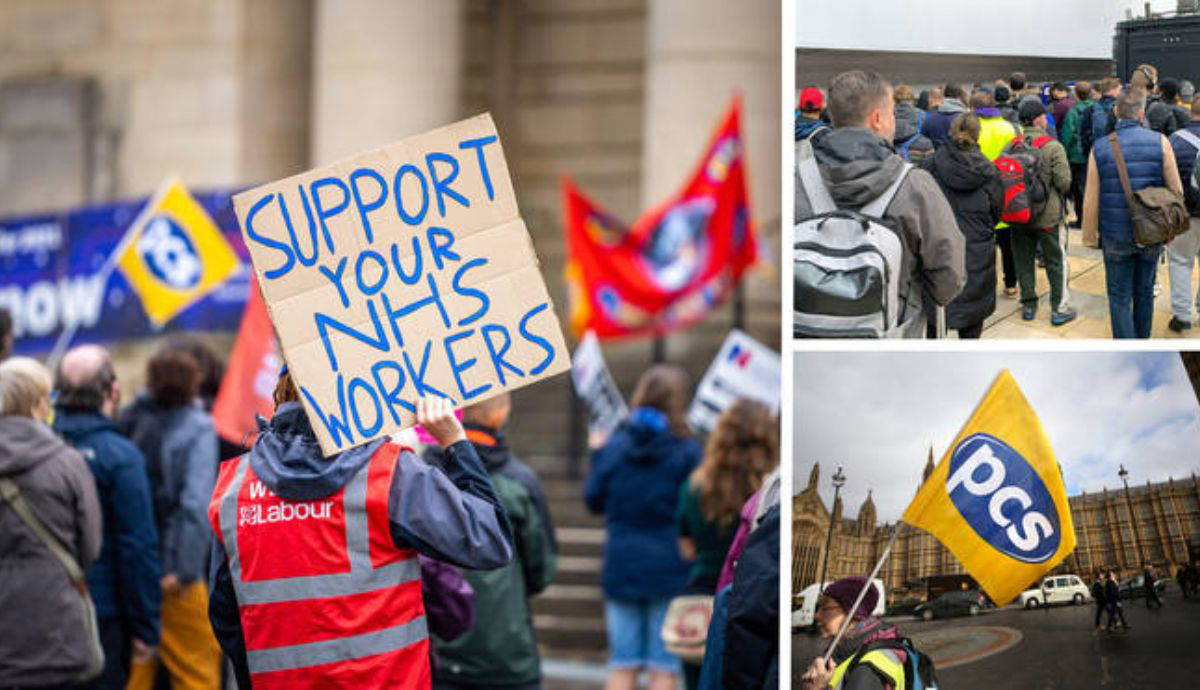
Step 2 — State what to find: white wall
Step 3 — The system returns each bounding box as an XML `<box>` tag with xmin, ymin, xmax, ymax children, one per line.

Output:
<box><xmin>796</xmin><ymin>0</ymin><xmax>1178</xmax><ymax>59</ymax></box>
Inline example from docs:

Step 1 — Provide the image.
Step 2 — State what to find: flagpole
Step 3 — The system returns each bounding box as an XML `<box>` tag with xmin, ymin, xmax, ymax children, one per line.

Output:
<box><xmin>821</xmin><ymin>520</ymin><xmax>906</xmax><ymax>664</ymax></box>
<box><xmin>45</xmin><ymin>176</ymin><xmax>178</xmax><ymax>369</ymax></box>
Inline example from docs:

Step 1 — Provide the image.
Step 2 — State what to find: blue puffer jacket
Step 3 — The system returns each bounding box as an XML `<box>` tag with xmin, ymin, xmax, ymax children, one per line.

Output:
<box><xmin>54</xmin><ymin>410</ymin><xmax>161</xmax><ymax>645</ymax></box>
<box><xmin>1169</xmin><ymin>120</ymin><xmax>1200</xmax><ymax>215</ymax></box>
<box><xmin>1092</xmin><ymin>120</ymin><xmax>1166</xmax><ymax>242</ymax></box>
<box><xmin>584</xmin><ymin>407</ymin><xmax>699</xmax><ymax>601</ymax></box>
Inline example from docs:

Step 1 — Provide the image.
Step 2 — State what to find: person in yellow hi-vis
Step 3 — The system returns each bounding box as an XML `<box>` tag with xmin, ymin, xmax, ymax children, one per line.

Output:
<box><xmin>119</xmin><ymin>346</ymin><xmax>221</xmax><ymax>690</ymax></box>
<box><xmin>801</xmin><ymin>369</ymin><xmax>1076</xmax><ymax>689</ymax></box>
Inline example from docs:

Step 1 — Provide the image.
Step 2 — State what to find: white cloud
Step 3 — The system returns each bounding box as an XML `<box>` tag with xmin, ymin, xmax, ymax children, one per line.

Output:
<box><xmin>794</xmin><ymin>352</ymin><xmax>1200</xmax><ymax>523</ymax></box>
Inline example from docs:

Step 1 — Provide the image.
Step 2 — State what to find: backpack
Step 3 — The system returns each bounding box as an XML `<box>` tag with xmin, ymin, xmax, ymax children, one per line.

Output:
<box><xmin>994</xmin><ymin>135</ymin><xmax>1052</xmax><ymax>226</ymax></box>
<box><xmin>1078</xmin><ymin>103</ymin><xmax>1098</xmax><ymax>158</ymax></box>
<box><xmin>845</xmin><ymin>637</ymin><xmax>940</xmax><ymax>690</ymax></box>
<box><xmin>794</xmin><ymin>139</ymin><xmax>911</xmax><ymax>338</ymax></box>
<box><xmin>897</xmin><ymin>112</ymin><xmax>926</xmax><ymax>162</ymax></box>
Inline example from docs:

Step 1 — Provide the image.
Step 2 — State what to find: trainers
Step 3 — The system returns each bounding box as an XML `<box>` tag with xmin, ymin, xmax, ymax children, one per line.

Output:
<box><xmin>1022</xmin><ymin>305</ymin><xmax>1036</xmax><ymax>321</ymax></box>
<box><xmin>1051</xmin><ymin>308</ymin><xmax>1077</xmax><ymax>326</ymax></box>
<box><xmin>1169</xmin><ymin>316</ymin><xmax>1192</xmax><ymax>333</ymax></box>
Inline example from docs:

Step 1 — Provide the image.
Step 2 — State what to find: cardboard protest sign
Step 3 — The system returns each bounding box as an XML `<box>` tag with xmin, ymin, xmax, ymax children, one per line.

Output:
<box><xmin>233</xmin><ymin>114</ymin><xmax>570</xmax><ymax>455</ymax></box>
<box><xmin>687</xmin><ymin>329</ymin><xmax>779</xmax><ymax>433</ymax></box>
<box><xmin>570</xmin><ymin>331</ymin><xmax>627</xmax><ymax>438</ymax></box>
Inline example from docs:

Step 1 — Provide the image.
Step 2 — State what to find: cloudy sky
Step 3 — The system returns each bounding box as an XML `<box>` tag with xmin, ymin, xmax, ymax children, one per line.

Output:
<box><xmin>794</xmin><ymin>352</ymin><xmax>1200</xmax><ymax>523</ymax></box>
<box><xmin>796</xmin><ymin>1</ymin><xmax>1175</xmax><ymax>59</ymax></box>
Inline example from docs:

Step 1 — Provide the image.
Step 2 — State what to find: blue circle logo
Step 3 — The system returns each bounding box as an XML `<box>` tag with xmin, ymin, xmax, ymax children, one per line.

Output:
<box><xmin>946</xmin><ymin>433</ymin><xmax>1061</xmax><ymax>564</ymax></box>
<box><xmin>138</xmin><ymin>215</ymin><xmax>202</xmax><ymax>290</ymax></box>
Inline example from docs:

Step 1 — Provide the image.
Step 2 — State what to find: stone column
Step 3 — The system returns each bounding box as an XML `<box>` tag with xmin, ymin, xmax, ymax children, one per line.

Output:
<box><xmin>639</xmin><ymin>0</ymin><xmax>781</xmax><ymax>352</ymax></box>
<box><xmin>640</xmin><ymin>0</ymin><xmax>780</xmax><ymax>229</ymax></box>
<box><xmin>310</xmin><ymin>0</ymin><xmax>462</xmax><ymax>166</ymax></box>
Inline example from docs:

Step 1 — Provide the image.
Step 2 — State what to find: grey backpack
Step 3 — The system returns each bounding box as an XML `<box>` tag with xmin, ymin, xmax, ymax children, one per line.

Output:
<box><xmin>794</xmin><ymin>139</ymin><xmax>911</xmax><ymax>338</ymax></box>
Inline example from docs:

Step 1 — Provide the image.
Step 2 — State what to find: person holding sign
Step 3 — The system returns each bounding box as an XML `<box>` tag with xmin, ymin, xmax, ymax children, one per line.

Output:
<box><xmin>206</xmin><ymin>369</ymin><xmax>513</xmax><ymax>690</ymax></box>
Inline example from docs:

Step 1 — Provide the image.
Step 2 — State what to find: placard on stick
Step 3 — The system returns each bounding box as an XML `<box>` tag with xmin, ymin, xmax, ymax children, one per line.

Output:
<box><xmin>233</xmin><ymin>114</ymin><xmax>570</xmax><ymax>455</ymax></box>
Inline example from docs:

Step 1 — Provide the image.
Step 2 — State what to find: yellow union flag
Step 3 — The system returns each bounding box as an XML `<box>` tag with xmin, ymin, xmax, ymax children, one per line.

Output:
<box><xmin>116</xmin><ymin>178</ymin><xmax>239</xmax><ymax>327</ymax></box>
<box><xmin>902</xmin><ymin>369</ymin><xmax>1076</xmax><ymax>607</ymax></box>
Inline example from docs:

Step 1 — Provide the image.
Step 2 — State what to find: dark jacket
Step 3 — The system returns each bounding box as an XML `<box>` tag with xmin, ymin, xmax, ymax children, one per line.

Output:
<box><xmin>1105</xmin><ymin>579</ymin><xmax>1121</xmax><ymax>605</ymax></box>
<box><xmin>1092</xmin><ymin>120</ymin><xmax>1167</xmax><ymax>242</ymax></box>
<box><xmin>1022</xmin><ymin>125</ymin><xmax>1073</xmax><ymax>228</ymax></box>
<box><xmin>795</xmin><ymin>127</ymin><xmax>967</xmax><ymax>337</ymax></box>
<box><xmin>921</xmin><ymin>98</ymin><xmax>967</xmax><ymax>147</ymax></box>
<box><xmin>1061</xmin><ymin>98</ymin><xmax>1097</xmax><ymax>164</ymax></box>
<box><xmin>585</xmin><ymin>406</ymin><xmax>699</xmax><ymax>601</ymax></box>
<box><xmin>1091</xmin><ymin>579</ymin><xmax>1107</xmax><ymax>606</ymax></box>
<box><xmin>1050</xmin><ymin>95</ymin><xmax>1077</xmax><ymax>138</ymax></box>
<box><xmin>0</xmin><ymin>416</ymin><xmax>102</xmax><ymax>687</ymax></box>
<box><xmin>923</xmin><ymin>143</ymin><xmax>1003</xmax><ymax>329</ymax></box>
<box><xmin>1169</xmin><ymin>120</ymin><xmax>1200</xmax><ymax>214</ymax></box>
<box><xmin>117</xmin><ymin>393</ymin><xmax>217</xmax><ymax>583</ymax></box>
<box><xmin>997</xmin><ymin>102</ymin><xmax>1020</xmax><ymax>128</ymax></box>
<box><xmin>893</xmin><ymin>103</ymin><xmax>934</xmax><ymax>165</ymax></box>
<box><xmin>796</xmin><ymin>115</ymin><xmax>829</xmax><ymax>143</ymax></box>
<box><xmin>721</xmin><ymin>504</ymin><xmax>779</xmax><ymax>690</ymax></box>
<box><xmin>207</xmin><ymin>402</ymin><xmax>514</xmax><ymax>690</ymax></box>
<box><xmin>1089</xmin><ymin>95</ymin><xmax>1118</xmax><ymax>146</ymax></box>
<box><xmin>426</xmin><ymin>424</ymin><xmax>557</xmax><ymax>686</ymax></box>
<box><xmin>54</xmin><ymin>409</ymin><xmax>161</xmax><ymax>645</ymax></box>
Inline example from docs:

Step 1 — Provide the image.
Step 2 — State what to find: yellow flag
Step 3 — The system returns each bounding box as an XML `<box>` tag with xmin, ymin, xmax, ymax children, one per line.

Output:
<box><xmin>115</xmin><ymin>178</ymin><xmax>239</xmax><ymax>327</ymax></box>
<box><xmin>902</xmin><ymin>369</ymin><xmax>1076</xmax><ymax>606</ymax></box>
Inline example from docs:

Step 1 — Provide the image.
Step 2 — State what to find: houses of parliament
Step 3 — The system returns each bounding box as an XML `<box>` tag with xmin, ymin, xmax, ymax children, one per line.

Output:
<box><xmin>793</xmin><ymin>454</ymin><xmax>1200</xmax><ymax>601</ymax></box>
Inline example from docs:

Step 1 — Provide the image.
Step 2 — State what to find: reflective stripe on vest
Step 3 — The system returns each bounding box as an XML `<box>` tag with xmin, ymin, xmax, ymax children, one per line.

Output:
<box><xmin>829</xmin><ymin>649</ymin><xmax>906</xmax><ymax>690</ymax></box>
<box><xmin>210</xmin><ymin>445</ymin><xmax>428</xmax><ymax>687</ymax></box>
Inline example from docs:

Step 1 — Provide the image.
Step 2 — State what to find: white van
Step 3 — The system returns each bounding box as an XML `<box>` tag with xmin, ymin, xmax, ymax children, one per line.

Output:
<box><xmin>1018</xmin><ymin>574</ymin><xmax>1091</xmax><ymax>608</ymax></box>
<box><xmin>792</xmin><ymin>579</ymin><xmax>886</xmax><ymax>630</ymax></box>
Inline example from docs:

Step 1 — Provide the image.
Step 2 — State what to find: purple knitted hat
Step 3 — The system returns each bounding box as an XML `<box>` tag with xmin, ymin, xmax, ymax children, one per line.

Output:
<box><xmin>822</xmin><ymin>576</ymin><xmax>878</xmax><ymax>620</ymax></box>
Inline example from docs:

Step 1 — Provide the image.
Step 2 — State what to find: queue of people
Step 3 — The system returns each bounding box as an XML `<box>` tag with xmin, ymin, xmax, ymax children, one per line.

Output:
<box><xmin>795</xmin><ymin>64</ymin><xmax>1200</xmax><ymax>339</ymax></box>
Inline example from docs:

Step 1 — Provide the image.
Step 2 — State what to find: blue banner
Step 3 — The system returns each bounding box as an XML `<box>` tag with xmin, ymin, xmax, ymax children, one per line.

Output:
<box><xmin>0</xmin><ymin>190</ymin><xmax>251</xmax><ymax>355</ymax></box>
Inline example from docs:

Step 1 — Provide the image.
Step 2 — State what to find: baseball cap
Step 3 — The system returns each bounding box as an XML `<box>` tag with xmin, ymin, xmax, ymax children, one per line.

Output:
<box><xmin>798</xmin><ymin>87</ymin><xmax>824</xmax><ymax>113</ymax></box>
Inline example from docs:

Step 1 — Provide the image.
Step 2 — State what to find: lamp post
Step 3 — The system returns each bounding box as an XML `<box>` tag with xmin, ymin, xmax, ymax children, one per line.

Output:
<box><xmin>819</xmin><ymin>466</ymin><xmax>847</xmax><ymax>593</ymax></box>
<box><xmin>1118</xmin><ymin>464</ymin><xmax>1145</xmax><ymax>569</ymax></box>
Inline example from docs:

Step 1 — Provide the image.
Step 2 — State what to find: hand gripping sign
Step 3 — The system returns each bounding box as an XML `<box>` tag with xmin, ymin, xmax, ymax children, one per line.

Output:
<box><xmin>233</xmin><ymin>114</ymin><xmax>570</xmax><ymax>455</ymax></box>
<box><xmin>902</xmin><ymin>369</ymin><xmax>1077</xmax><ymax>607</ymax></box>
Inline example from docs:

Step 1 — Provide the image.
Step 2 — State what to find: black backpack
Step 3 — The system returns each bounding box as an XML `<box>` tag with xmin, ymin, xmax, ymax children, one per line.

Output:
<box><xmin>846</xmin><ymin>637</ymin><xmax>940</xmax><ymax>690</ymax></box>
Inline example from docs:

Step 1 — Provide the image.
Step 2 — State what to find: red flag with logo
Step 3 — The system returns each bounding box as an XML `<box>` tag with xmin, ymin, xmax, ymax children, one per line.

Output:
<box><xmin>563</xmin><ymin>97</ymin><xmax>757</xmax><ymax>339</ymax></box>
<box><xmin>212</xmin><ymin>277</ymin><xmax>281</xmax><ymax>445</ymax></box>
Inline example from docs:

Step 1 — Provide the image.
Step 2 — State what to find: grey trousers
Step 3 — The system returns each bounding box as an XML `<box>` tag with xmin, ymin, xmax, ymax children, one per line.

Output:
<box><xmin>1168</xmin><ymin>218</ymin><xmax>1200</xmax><ymax>321</ymax></box>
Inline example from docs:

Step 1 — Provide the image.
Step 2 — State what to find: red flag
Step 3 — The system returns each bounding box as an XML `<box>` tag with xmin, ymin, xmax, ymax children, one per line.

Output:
<box><xmin>563</xmin><ymin>97</ymin><xmax>757</xmax><ymax>339</ymax></box>
<box><xmin>212</xmin><ymin>277</ymin><xmax>281</xmax><ymax>445</ymax></box>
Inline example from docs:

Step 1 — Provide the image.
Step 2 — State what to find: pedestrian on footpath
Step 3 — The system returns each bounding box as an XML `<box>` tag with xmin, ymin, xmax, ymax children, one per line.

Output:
<box><xmin>586</xmin><ymin>365</ymin><xmax>700</xmax><ymax>690</ymax></box>
<box><xmin>922</xmin><ymin>83</ymin><xmax>968</xmax><ymax>147</ymax></box>
<box><xmin>208</xmin><ymin>369</ymin><xmax>513</xmax><ymax>689</ymax></box>
<box><xmin>1012</xmin><ymin>99</ymin><xmax>1077</xmax><ymax>327</ymax></box>
<box><xmin>922</xmin><ymin>112</ymin><xmax>1004</xmax><ymax>338</ymax></box>
<box><xmin>1165</xmin><ymin>94</ymin><xmax>1200</xmax><ymax>333</ymax></box>
<box><xmin>0</xmin><ymin>357</ymin><xmax>104</xmax><ymax>689</ymax></box>
<box><xmin>796</xmin><ymin>87</ymin><xmax>829</xmax><ymax>143</ymax></box>
<box><xmin>1091</xmin><ymin>571</ymin><xmax>1108</xmax><ymax>632</ymax></box>
<box><xmin>795</xmin><ymin>70</ymin><xmax>965</xmax><ymax>338</ymax></box>
<box><xmin>1060</xmin><ymin>82</ymin><xmax>1097</xmax><ymax>228</ymax></box>
<box><xmin>1143</xmin><ymin>565</ymin><xmax>1163</xmax><ymax>610</ymax></box>
<box><xmin>892</xmin><ymin>84</ymin><xmax>934</xmax><ymax>165</ymax></box>
<box><xmin>118</xmin><ymin>346</ymin><xmax>222</xmax><ymax>690</ymax></box>
<box><xmin>1082</xmin><ymin>87</ymin><xmax>1185</xmax><ymax>338</ymax></box>
<box><xmin>673</xmin><ymin>399</ymin><xmax>777</xmax><ymax>689</ymax></box>
<box><xmin>427</xmin><ymin>392</ymin><xmax>558</xmax><ymax>690</ymax></box>
<box><xmin>971</xmin><ymin>88</ymin><xmax>1023</xmax><ymax>299</ymax></box>
<box><xmin>1105</xmin><ymin>570</ymin><xmax>1131</xmax><ymax>632</ymax></box>
<box><xmin>53</xmin><ymin>345</ymin><xmax>161</xmax><ymax>690</ymax></box>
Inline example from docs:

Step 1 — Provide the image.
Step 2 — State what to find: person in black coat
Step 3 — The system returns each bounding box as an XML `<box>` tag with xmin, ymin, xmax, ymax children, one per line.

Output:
<box><xmin>922</xmin><ymin>111</ymin><xmax>1004</xmax><ymax>338</ymax></box>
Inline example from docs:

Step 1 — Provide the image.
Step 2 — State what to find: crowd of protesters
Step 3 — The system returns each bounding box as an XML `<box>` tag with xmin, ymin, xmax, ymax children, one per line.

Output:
<box><xmin>796</xmin><ymin>64</ymin><xmax>1200</xmax><ymax>339</ymax></box>
<box><xmin>0</xmin><ymin>309</ymin><xmax>781</xmax><ymax>690</ymax></box>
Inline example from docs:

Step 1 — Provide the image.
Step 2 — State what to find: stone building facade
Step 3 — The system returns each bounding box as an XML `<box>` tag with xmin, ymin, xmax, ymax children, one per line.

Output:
<box><xmin>794</xmin><ymin>457</ymin><xmax>1200</xmax><ymax>603</ymax></box>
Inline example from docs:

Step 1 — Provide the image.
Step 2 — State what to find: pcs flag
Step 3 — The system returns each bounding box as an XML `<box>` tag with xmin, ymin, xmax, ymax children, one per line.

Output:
<box><xmin>902</xmin><ymin>369</ymin><xmax>1077</xmax><ymax>606</ymax></box>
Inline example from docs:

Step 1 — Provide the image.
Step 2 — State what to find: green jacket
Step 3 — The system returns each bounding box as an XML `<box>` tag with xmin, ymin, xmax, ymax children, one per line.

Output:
<box><xmin>1060</xmin><ymin>98</ymin><xmax>1096</xmax><ymax>164</ymax></box>
<box><xmin>429</xmin><ymin>427</ymin><xmax>558</xmax><ymax>686</ymax></box>
<box><xmin>1022</xmin><ymin>126</ymin><xmax>1072</xmax><ymax>229</ymax></box>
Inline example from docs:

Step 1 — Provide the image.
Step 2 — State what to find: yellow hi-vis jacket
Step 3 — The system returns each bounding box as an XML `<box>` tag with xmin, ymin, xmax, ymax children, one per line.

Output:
<box><xmin>828</xmin><ymin>646</ymin><xmax>906</xmax><ymax>690</ymax></box>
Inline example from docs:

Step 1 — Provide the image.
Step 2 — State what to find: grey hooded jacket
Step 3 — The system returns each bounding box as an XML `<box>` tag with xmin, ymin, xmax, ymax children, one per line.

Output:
<box><xmin>0</xmin><ymin>415</ymin><xmax>102</xmax><ymax>686</ymax></box>
<box><xmin>795</xmin><ymin>127</ymin><xmax>966</xmax><ymax>337</ymax></box>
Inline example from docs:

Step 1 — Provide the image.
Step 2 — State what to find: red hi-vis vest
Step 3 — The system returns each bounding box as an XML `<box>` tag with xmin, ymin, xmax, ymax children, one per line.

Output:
<box><xmin>208</xmin><ymin>443</ymin><xmax>429</xmax><ymax>689</ymax></box>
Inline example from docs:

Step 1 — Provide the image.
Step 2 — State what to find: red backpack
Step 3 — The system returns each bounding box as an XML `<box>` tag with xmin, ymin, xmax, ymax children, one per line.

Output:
<box><xmin>995</xmin><ymin>135</ymin><xmax>1052</xmax><ymax>226</ymax></box>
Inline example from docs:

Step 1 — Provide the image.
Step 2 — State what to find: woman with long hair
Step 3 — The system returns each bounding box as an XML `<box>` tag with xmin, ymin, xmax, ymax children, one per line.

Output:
<box><xmin>675</xmin><ymin>399</ymin><xmax>777</xmax><ymax>688</ymax></box>
<box><xmin>585</xmin><ymin>364</ymin><xmax>700</xmax><ymax>690</ymax></box>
